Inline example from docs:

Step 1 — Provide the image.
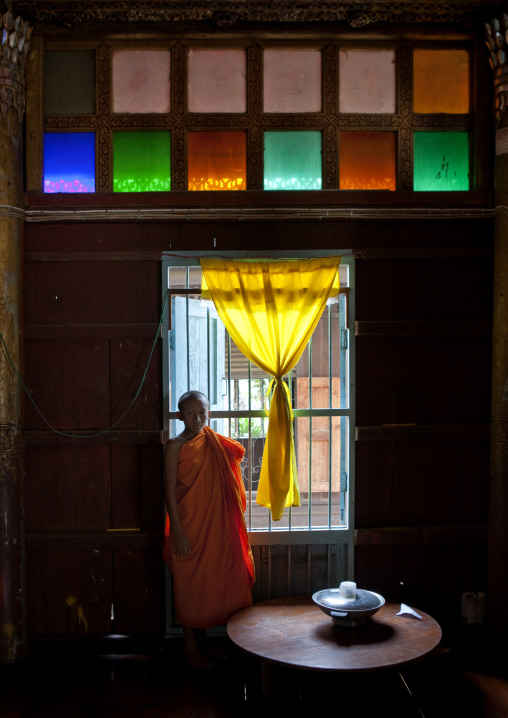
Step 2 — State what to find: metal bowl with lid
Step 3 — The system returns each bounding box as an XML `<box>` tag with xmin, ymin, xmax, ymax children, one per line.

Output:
<box><xmin>312</xmin><ymin>581</ymin><xmax>385</xmax><ymax>627</ymax></box>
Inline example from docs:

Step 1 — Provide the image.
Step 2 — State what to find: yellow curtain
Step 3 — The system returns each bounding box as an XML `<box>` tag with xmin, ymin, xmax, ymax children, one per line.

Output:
<box><xmin>201</xmin><ymin>257</ymin><xmax>341</xmax><ymax>521</ymax></box>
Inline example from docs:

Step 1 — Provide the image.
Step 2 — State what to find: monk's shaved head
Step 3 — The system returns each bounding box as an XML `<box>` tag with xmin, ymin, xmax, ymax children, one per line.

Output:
<box><xmin>178</xmin><ymin>390</ymin><xmax>209</xmax><ymax>412</ymax></box>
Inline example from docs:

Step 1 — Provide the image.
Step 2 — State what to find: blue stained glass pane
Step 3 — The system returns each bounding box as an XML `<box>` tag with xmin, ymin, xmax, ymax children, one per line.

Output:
<box><xmin>264</xmin><ymin>131</ymin><xmax>322</xmax><ymax>190</ymax></box>
<box><xmin>44</xmin><ymin>133</ymin><xmax>96</xmax><ymax>193</ymax></box>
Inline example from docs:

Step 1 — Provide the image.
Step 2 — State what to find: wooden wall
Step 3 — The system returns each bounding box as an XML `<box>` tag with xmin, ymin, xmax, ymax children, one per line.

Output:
<box><xmin>23</xmin><ymin>205</ymin><xmax>493</xmax><ymax>638</ymax></box>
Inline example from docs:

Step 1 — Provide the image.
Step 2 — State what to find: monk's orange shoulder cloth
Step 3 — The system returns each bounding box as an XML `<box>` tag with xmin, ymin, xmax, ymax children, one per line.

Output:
<box><xmin>163</xmin><ymin>425</ymin><xmax>255</xmax><ymax>629</ymax></box>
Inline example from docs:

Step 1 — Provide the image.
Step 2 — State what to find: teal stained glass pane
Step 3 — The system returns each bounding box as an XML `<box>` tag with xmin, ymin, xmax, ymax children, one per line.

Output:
<box><xmin>113</xmin><ymin>132</ymin><xmax>171</xmax><ymax>192</ymax></box>
<box><xmin>414</xmin><ymin>132</ymin><xmax>469</xmax><ymax>191</ymax></box>
<box><xmin>264</xmin><ymin>131</ymin><xmax>322</xmax><ymax>190</ymax></box>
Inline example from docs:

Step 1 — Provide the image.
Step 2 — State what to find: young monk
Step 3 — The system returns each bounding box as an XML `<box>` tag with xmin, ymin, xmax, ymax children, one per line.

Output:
<box><xmin>163</xmin><ymin>390</ymin><xmax>255</xmax><ymax>669</ymax></box>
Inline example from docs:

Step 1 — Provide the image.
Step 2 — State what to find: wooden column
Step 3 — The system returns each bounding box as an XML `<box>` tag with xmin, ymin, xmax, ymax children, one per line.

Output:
<box><xmin>0</xmin><ymin>7</ymin><xmax>31</xmax><ymax>663</ymax></box>
<box><xmin>486</xmin><ymin>19</ymin><xmax>508</xmax><ymax>640</ymax></box>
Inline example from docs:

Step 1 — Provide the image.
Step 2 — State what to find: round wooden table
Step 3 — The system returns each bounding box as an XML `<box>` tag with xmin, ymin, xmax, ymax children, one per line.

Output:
<box><xmin>227</xmin><ymin>595</ymin><xmax>442</xmax><ymax>673</ymax></box>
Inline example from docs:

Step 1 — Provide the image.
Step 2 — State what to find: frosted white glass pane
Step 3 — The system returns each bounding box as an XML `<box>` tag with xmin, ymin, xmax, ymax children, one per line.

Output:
<box><xmin>188</xmin><ymin>49</ymin><xmax>246</xmax><ymax>113</ymax></box>
<box><xmin>112</xmin><ymin>50</ymin><xmax>171</xmax><ymax>114</ymax></box>
<box><xmin>263</xmin><ymin>49</ymin><xmax>321</xmax><ymax>113</ymax></box>
<box><xmin>339</xmin><ymin>49</ymin><xmax>396</xmax><ymax>114</ymax></box>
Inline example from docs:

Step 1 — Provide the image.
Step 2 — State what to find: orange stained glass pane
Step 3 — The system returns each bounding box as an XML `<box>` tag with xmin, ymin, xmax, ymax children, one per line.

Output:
<box><xmin>339</xmin><ymin>132</ymin><xmax>396</xmax><ymax>191</ymax></box>
<box><xmin>413</xmin><ymin>50</ymin><xmax>469</xmax><ymax>114</ymax></box>
<box><xmin>188</xmin><ymin>132</ymin><xmax>246</xmax><ymax>190</ymax></box>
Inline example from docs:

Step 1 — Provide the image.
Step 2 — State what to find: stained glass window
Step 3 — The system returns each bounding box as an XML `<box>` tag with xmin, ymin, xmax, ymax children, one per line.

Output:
<box><xmin>37</xmin><ymin>40</ymin><xmax>479</xmax><ymax>195</ymax></box>
<box><xmin>264</xmin><ymin>131</ymin><xmax>322</xmax><ymax>190</ymax></box>
<box><xmin>413</xmin><ymin>132</ymin><xmax>469</xmax><ymax>191</ymax></box>
<box><xmin>44</xmin><ymin>51</ymin><xmax>95</xmax><ymax>115</ymax></box>
<box><xmin>339</xmin><ymin>49</ymin><xmax>396</xmax><ymax>114</ymax></box>
<box><xmin>413</xmin><ymin>50</ymin><xmax>469</xmax><ymax>114</ymax></box>
<box><xmin>187</xmin><ymin>49</ymin><xmax>246</xmax><ymax>113</ymax></box>
<box><xmin>263</xmin><ymin>49</ymin><xmax>322</xmax><ymax>113</ymax></box>
<box><xmin>113</xmin><ymin>132</ymin><xmax>171</xmax><ymax>192</ymax></box>
<box><xmin>188</xmin><ymin>132</ymin><xmax>246</xmax><ymax>191</ymax></box>
<box><xmin>112</xmin><ymin>50</ymin><xmax>171</xmax><ymax>114</ymax></box>
<box><xmin>339</xmin><ymin>132</ymin><xmax>396</xmax><ymax>190</ymax></box>
<box><xmin>44</xmin><ymin>132</ymin><xmax>96</xmax><ymax>193</ymax></box>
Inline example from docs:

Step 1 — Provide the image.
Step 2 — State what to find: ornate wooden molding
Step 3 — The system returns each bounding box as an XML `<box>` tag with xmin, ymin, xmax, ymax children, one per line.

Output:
<box><xmin>485</xmin><ymin>14</ymin><xmax>508</xmax><ymax>126</ymax></box>
<box><xmin>0</xmin><ymin>8</ymin><xmax>31</xmax><ymax>122</ymax></box>
<box><xmin>7</xmin><ymin>0</ymin><xmax>503</xmax><ymax>28</ymax></box>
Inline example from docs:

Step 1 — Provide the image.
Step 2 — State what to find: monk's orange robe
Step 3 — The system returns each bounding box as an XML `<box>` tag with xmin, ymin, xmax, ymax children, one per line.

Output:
<box><xmin>163</xmin><ymin>425</ymin><xmax>255</xmax><ymax>628</ymax></box>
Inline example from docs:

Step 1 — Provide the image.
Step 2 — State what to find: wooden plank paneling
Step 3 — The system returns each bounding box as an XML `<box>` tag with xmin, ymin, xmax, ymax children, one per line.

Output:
<box><xmin>356</xmin><ymin>320</ymin><xmax>492</xmax><ymax>335</ymax></box>
<box><xmin>140</xmin><ymin>445</ymin><xmax>165</xmax><ymax>531</ymax></box>
<box><xmin>26</xmin><ymin>429</ymin><xmax>162</xmax><ymax>445</ymax></box>
<box><xmin>104</xmin><ymin>262</ymin><xmax>160</xmax><ymax>324</ymax></box>
<box><xmin>356</xmin><ymin>257</ymin><xmax>494</xmax><ymax>321</ymax></box>
<box><xmin>25</xmin><ymin>548</ymin><xmax>113</xmax><ymax>636</ymax></box>
<box><xmin>355</xmin><ymin>542</ymin><xmax>488</xmax><ymax>628</ymax></box>
<box><xmin>24</xmin><ymin>338</ymin><xmax>110</xmax><ymax>430</ymax></box>
<box><xmin>25</xmin><ymin>446</ymin><xmax>111</xmax><ymax>532</ymax></box>
<box><xmin>111</xmin><ymin>445</ymin><xmax>143</xmax><ymax>529</ymax></box>
<box><xmin>22</xmin><ymin>213</ymin><xmax>494</xmax><ymax>640</ymax></box>
<box><xmin>110</xmin><ymin>338</ymin><xmax>161</xmax><ymax>430</ymax></box>
<box><xmin>356</xmin><ymin>335</ymin><xmax>491</xmax><ymax>426</ymax></box>
<box><xmin>355</xmin><ymin>438</ymin><xmax>490</xmax><ymax>528</ymax></box>
<box><xmin>112</xmin><ymin>548</ymin><xmax>165</xmax><ymax>634</ymax></box>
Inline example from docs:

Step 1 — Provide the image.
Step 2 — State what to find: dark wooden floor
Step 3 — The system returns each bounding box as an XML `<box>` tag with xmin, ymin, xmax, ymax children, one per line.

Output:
<box><xmin>0</xmin><ymin>631</ymin><xmax>507</xmax><ymax>718</ymax></box>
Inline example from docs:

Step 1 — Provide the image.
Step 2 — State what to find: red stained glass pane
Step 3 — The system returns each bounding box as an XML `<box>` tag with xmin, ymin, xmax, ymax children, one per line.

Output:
<box><xmin>339</xmin><ymin>132</ymin><xmax>396</xmax><ymax>191</ymax></box>
<box><xmin>188</xmin><ymin>132</ymin><xmax>246</xmax><ymax>190</ymax></box>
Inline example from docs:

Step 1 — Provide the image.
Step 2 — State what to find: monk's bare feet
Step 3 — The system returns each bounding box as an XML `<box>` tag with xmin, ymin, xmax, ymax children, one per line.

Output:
<box><xmin>205</xmin><ymin>642</ymin><xmax>230</xmax><ymax>661</ymax></box>
<box><xmin>183</xmin><ymin>626</ymin><xmax>215</xmax><ymax>670</ymax></box>
<box><xmin>185</xmin><ymin>645</ymin><xmax>215</xmax><ymax>670</ymax></box>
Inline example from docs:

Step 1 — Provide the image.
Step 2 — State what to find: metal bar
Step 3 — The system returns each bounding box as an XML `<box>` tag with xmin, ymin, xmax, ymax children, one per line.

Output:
<box><xmin>339</xmin><ymin>293</ymin><xmax>347</xmax><ymax>526</ymax></box>
<box><xmin>328</xmin><ymin>303</ymin><xmax>333</xmax><ymax>529</ymax></box>
<box><xmin>327</xmin><ymin>544</ymin><xmax>331</xmax><ymax>587</ymax></box>
<box><xmin>227</xmin><ymin>333</ymin><xmax>232</xmax><ymax>437</ymax></box>
<box><xmin>268</xmin><ymin>545</ymin><xmax>272</xmax><ymax>597</ymax></box>
<box><xmin>168</xmin><ymin>408</ymin><xmax>348</xmax><ymax>419</ymax></box>
<box><xmin>308</xmin><ymin>336</ymin><xmax>312</xmax><ymax>530</ymax></box>
<box><xmin>248</xmin><ymin>416</ymin><xmax>252</xmax><ymax>532</ymax></box>
<box><xmin>206</xmin><ymin>305</ymin><xmax>211</xmax><ymax>401</ymax></box>
<box><xmin>287</xmin><ymin>544</ymin><xmax>292</xmax><ymax>595</ymax></box>
<box><xmin>248</xmin><ymin>529</ymin><xmax>353</xmax><ymax>546</ymax></box>
<box><xmin>185</xmin><ymin>269</ymin><xmax>190</xmax><ymax>392</ymax></box>
<box><xmin>307</xmin><ymin>544</ymin><xmax>311</xmax><ymax>594</ymax></box>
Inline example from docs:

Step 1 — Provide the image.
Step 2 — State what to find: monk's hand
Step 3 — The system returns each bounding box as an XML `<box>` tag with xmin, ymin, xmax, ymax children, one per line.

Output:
<box><xmin>173</xmin><ymin>530</ymin><xmax>192</xmax><ymax>556</ymax></box>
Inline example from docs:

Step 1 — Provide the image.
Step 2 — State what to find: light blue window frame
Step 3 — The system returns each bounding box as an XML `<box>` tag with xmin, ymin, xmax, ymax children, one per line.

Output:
<box><xmin>161</xmin><ymin>250</ymin><xmax>355</xmax><ymax>557</ymax></box>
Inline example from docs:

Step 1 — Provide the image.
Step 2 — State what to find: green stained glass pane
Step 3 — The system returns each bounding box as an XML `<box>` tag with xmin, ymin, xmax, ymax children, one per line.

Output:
<box><xmin>264</xmin><ymin>131</ymin><xmax>322</xmax><ymax>190</ymax></box>
<box><xmin>113</xmin><ymin>132</ymin><xmax>171</xmax><ymax>192</ymax></box>
<box><xmin>413</xmin><ymin>132</ymin><xmax>469</xmax><ymax>191</ymax></box>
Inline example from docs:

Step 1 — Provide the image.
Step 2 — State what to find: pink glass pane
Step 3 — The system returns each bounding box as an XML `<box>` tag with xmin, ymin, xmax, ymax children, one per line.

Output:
<box><xmin>263</xmin><ymin>49</ymin><xmax>321</xmax><ymax>113</ymax></box>
<box><xmin>112</xmin><ymin>50</ymin><xmax>171</xmax><ymax>114</ymax></box>
<box><xmin>339</xmin><ymin>49</ymin><xmax>396</xmax><ymax>114</ymax></box>
<box><xmin>188</xmin><ymin>49</ymin><xmax>246</xmax><ymax>113</ymax></box>
<box><xmin>413</xmin><ymin>50</ymin><xmax>469</xmax><ymax>114</ymax></box>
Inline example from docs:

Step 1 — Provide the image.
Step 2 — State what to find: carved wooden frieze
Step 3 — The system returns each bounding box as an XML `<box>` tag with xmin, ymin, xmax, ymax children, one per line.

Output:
<box><xmin>10</xmin><ymin>0</ymin><xmax>502</xmax><ymax>27</ymax></box>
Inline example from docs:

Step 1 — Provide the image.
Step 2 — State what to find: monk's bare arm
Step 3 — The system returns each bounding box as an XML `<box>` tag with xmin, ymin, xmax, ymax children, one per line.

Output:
<box><xmin>164</xmin><ymin>439</ymin><xmax>192</xmax><ymax>556</ymax></box>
